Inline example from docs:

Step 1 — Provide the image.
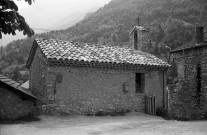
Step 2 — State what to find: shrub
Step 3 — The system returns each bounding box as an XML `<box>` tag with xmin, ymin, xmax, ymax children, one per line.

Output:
<box><xmin>110</xmin><ymin>109</ymin><xmax>130</xmax><ymax>117</ymax></box>
<box><xmin>92</xmin><ymin>109</ymin><xmax>131</xmax><ymax>117</ymax></box>
<box><xmin>95</xmin><ymin>110</ymin><xmax>110</xmax><ymax>116</ymax></box>
<box><xmin>156</xmin><ymin>107</ymin><xmax>168</xmax><ymax>118</ymax></box>
<box><xmin>0</xmin><ymin>115</ymin><xmax>41</xmax><ymax>124</ymax></box>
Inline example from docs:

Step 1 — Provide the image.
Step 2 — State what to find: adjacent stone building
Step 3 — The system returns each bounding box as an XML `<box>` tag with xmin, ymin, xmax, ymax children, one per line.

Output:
<box><xmin>170</xmin><ymin>26</ymin><xmax>207</xmax><ymax>120</ymax></box>
<box><xmin>26</xmin><ymin>25</ymin><xmax>170</xmax><ymax>115</ymax></box>
<box><xmin>0</xmin><ymin>75</ymin><xmax>37</xmax><ymax>120</ymax></box>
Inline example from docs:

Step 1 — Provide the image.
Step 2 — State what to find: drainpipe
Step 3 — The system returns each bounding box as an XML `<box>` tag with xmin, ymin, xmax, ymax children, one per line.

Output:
<box><xmin>163</xmin><ymin>71</ymin><xmax>166</xmax><ymax>108</ymax></box>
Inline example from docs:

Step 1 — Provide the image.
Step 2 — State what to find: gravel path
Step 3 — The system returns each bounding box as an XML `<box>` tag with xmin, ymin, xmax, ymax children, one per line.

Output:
<box><xmin>1</xmin><ymin>113</ymin><xmax>207</xmax><ymax>135</ymax></box>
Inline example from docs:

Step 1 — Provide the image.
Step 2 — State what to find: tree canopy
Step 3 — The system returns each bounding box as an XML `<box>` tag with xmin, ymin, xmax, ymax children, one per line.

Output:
<box><xmin>0</xmin><ymin>0</ymin><xmax>34</xmax><ymax>38</ymax></box>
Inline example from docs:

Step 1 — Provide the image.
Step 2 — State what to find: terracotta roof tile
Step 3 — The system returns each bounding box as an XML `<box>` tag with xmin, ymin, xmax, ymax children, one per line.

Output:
<box><xmin>34</xmin><ymin>38</ymin><xmax>170</xmax><ymax>68</ymax></box>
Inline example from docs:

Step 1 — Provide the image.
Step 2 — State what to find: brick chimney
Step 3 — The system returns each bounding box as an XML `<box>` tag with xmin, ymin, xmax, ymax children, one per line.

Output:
<box><xmin>196</xmin><ymin>26</ymin><xmax>204</xmax><ymax>44</ymax></box>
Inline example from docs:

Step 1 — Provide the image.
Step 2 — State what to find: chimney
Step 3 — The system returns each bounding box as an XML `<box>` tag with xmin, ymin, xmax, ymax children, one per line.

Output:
<box><xmin>196</xmin><ymin>26</ymin><xmax>204</xmax><ymax>44</ymax></box>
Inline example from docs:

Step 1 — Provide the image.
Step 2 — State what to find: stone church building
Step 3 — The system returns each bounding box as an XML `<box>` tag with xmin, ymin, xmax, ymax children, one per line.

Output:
<box><xmin>26</xmin><ymin>24</ymin><xmax>170</xmax><ymax>115</ymax></box>
<box><xmin>170</xmin><ymin>26</ymin><xmax>207</xmax><ymax>120</ymax></box>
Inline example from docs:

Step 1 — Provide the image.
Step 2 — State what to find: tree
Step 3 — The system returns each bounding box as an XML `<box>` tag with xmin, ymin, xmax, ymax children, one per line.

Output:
<box><xmin>0</xmin><ymin>0</ymin><xmax>34</xmax><ymax>38</ymax></box>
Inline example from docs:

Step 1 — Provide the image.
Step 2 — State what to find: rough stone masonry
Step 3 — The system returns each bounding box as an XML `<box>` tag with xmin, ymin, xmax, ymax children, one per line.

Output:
<box><xmin>170</xmin><ymin>27</ymin><xmax>207</xmax><ymax>120</ymax></box>
<box><xmin>0</xmin><ymin>88</ymin><xmax>34</xmax><ymax>120</ymax></box>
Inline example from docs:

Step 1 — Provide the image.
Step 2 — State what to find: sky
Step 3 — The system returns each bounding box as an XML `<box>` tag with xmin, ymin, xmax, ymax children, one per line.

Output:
<box><xmin>15</xmin><ymin>0</ymin><xmax>111</xmax><ymax>10</ymax></box>
<box><xmin>15</xmin><ymin>0</ymin><xmax>111</xmax><ymax>28</ymax></box>
<box><xmin>0</xmin><ymin>0</ymin><xmax>111</xmax><ymax>46</ymax></box>
<box><xmin>14</xmin><ymin>0</ymin><xmax>28</xmax><ymax>8</ymax></box>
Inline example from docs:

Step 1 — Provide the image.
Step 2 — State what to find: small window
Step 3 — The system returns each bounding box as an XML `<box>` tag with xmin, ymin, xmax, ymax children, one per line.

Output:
<box><xmin>135</xmin><ymin>73</ymin><xmax>145</xmax><ymax>93</ymax></box>
<box><xmin>123</xmin><ymin>83</ymin><xmax>129</xmax><ymax>93</ymax></box>
<box><xmin>56</xmin><ymin>74</ymin><xmax>63</xmax><ymax>83</ymax></box>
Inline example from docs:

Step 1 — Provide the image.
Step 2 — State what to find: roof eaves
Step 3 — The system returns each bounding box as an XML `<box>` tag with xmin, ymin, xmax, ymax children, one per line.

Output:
<box><xmin>0</xmin><ymin>75</ymin><xmax>37</xmax><ymax>102</ymax></box>
<box><xmin>26</xmin><ymin>40</ymin><xmax>38</xmax><ymax>69</ymax></box>
<box><xmin>48</xmin><ymin>58</ymin><xmax>170</xmax><ymax>70</ymax></box>
<box><xmin>129</xmin><ymin>26</ymin><xmax>148</xmax><ymax>35</ymax></box>
<box><xmin>129</xmin><ymin>26</ymin><xmax>137</xmax><ymax>35</ymax></box>
<box><xmin>171</xmin><ymin>41</ymin><xmax>207</xmax><ymax>53</ymax></box>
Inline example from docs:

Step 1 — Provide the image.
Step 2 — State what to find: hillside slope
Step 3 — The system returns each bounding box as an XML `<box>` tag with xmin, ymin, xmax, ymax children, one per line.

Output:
<box><xmin>1</xmin><ymin>0</ymin><xmax>207</xmax><ymax>81</ymax></box>
<box><xmin>48</xmin><ymin>7</ymin><xmax>100</xmax><ymax>30</ymax></box>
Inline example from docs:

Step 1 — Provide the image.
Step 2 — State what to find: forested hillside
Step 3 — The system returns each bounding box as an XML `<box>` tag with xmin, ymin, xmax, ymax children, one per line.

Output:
<box><xmin>0</xmin><ymin>0</ymin><xmax>207</xmax><ymax>82</ymax></box>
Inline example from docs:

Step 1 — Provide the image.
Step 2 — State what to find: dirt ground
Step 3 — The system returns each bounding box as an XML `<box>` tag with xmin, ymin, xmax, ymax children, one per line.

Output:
<box><xmin>1</xmin><ymin>112</ymin><xmax>207</xmax><ymax>135</ymax></box>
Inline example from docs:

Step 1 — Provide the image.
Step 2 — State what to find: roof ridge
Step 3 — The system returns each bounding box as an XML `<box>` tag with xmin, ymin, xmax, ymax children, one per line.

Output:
<box><xmin>35</xmin><ymin>38</ymin><xmax>157</xmax><ymax>54</ymax></box>
<box><xmin>35</xmin><ymin>38</ymin><xmax>133</xmax><ymax>50</ymax></box>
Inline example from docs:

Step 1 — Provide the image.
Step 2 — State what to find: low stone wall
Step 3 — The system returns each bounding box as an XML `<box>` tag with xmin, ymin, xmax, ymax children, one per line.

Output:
<box><xmin>44</xmin><ymin>67</ymin><xmax>149</xmax><ymax>115</ymax></box>
<box><xmin>55</xmin><ymin>94</ymin><xmax>145</xmax><ymax>116</ymax></box>
<box><xmin>34</xmin><ymin>93</ymin><xmax>145</xmax><ymax>116</ymax></box>
<box><xmin>169</xmin><ymin>82</ymin><xmax>207</xmax><ymax>120</ymax></box>
<box><xmin>0</xmin><ymin>88</ymin><xmax>34</xmax><ymax>120</ymax></box>
<box><xmin>35</xmin><ymin>94</ymin><xmax>145</xmax><ymax>116</ymax></box>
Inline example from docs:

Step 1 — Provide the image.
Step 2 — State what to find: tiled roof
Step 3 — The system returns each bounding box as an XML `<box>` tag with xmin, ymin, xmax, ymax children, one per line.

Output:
<box><xmin>27</xmin><ymin>38</ymin><xmax>170</xmax><ymax>69</ymax></box>
<box><xmin>0</xmin><ymin>75</ymin><xmax>36</xmax><ymax>101</ymax></box>
<box><xmin>171</xmin><ymin>41</ymin><xmax>207</xmax><ymax>53</ymax></box>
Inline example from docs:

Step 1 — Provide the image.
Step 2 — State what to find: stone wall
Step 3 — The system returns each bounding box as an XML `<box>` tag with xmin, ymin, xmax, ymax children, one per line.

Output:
<box><xmin>42</xmin><ymin>66</ymin><xmax>165</xmax><ymax>115</ymax></box>
<box><xmin>30</xmin><ymin>47</ymin><xmax>48</xmax><ymax>105</ymax></box>
<box><xmin>170</xmin><ymin>47</ymin><xmax>207</xmax><ymax>120</ymax></box>
<box><xmin>0</xmin><ymin>88</ymin><xmax>34</xmax><ymax>120</ymax></box>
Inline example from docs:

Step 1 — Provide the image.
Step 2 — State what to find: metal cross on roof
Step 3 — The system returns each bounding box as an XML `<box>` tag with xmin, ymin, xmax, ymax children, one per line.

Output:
<box><xmin>137</xmin><ymin>16</ymin><xmax>141</xmax><ymax>26</ymax></box>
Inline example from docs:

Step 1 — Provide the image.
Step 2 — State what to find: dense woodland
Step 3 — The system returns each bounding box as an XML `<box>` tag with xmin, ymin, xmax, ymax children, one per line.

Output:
<box><xmin>0</xmin><ymin>0</ymin><xmax>207</xmax><ymax>83</ymax></box>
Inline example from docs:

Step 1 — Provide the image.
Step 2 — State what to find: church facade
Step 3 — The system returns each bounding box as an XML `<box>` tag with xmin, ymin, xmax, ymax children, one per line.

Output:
<box><xmin>26</xmin><ymin>25</ymin><xmax>170</xmax><ymax>115</ymax></box>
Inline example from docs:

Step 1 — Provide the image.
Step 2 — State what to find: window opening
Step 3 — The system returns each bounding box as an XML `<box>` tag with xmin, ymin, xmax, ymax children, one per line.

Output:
<box><xmin>136</xmin><ymin>73</ymin><xmax>144</xmax><ymax>93</ymax></box>
<box><xmin>134</xmin><ymin>30</ymin><xmax>138</xmax><ymax>50</ymax></box>
<box><xmin>196</xmin><ymin>64</ymin><xmax>201</xmax><ymax>104</ymax></box>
